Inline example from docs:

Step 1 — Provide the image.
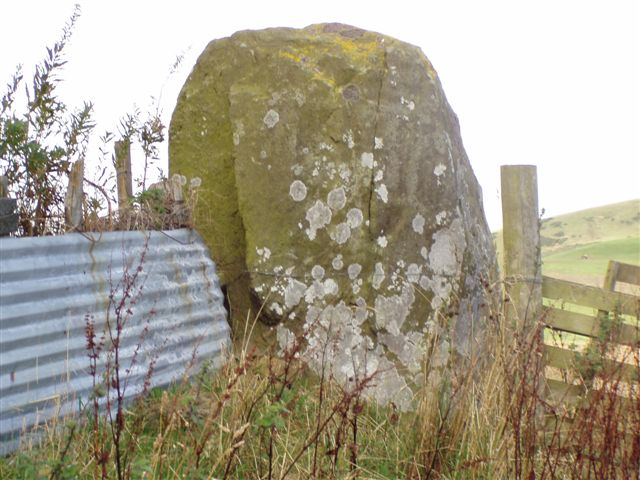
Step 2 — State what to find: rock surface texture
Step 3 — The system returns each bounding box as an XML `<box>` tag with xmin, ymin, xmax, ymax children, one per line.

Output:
<box><xmin>170</xmin><ymin>23</ymin><xmax>497</xmax><ymax>410</ymax></box>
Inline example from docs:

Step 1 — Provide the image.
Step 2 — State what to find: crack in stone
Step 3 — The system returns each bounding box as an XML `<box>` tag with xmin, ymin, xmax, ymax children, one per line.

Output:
<box><xmin>367</xmin><ymin>47</ymin><xmax>387</xmax><ymax>238</ymax></box>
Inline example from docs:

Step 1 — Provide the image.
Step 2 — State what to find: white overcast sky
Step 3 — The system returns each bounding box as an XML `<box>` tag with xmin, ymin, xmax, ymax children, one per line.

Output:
<box><xmin>1</xmin><ymin>0</ymin><xmax>638</xmax><ymax>230</ymax></box>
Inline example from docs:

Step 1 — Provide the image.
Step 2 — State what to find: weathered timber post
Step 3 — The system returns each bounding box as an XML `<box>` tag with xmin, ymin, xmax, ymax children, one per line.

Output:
<box><xmin>0</xmin><ymin>176</ymin><xmax>18</xmax><ymax>236</ymax></box>
<box><xmin>64</xmin><ymin>159</ymin><xmax>84</xmax><ymax>230</ymax></box>
<box><xmin>114</xmin><ymin>140</ymin><xmax>133</xmax><ymax>210</ymax></box>
<box><xmin>501</xmin><ymin>165</ymin><xmax>542</xmax><ymax>331</ymax></box>
<box><xmin>0</xmin><ymin>176</ymin><xmax>8</xmax><ymax>198</ymax></box>
<box><xmin>501</xmin><ymin>166</ymin><xmax>544</xmax><ymax>477</ymax></box>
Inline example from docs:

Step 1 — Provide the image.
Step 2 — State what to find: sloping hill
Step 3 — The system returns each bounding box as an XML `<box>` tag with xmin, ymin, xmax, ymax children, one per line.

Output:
<box><xmin>496</xmin><ymin>199</ymin><xmax>640</xmax><ymax>288</ymax></box>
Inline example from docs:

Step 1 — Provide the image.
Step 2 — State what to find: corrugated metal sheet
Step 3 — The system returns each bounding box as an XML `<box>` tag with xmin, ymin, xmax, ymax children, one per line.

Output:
<box><xmin>0</xmin><ymin>229</ymin><xmax>230</xmax><ymax>455</ymax></box>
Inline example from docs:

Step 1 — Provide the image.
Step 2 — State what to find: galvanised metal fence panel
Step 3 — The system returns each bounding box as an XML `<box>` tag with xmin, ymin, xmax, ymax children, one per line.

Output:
<box><xmin>0</xmin><ymin>229</ymin><xmax>230</xmax><ymax>455</ymax></box>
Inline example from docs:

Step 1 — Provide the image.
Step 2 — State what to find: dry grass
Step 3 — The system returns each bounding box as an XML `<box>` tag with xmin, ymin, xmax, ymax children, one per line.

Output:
<box><xmin>1</xmin><ymin>293</ymin><xmax>638</xmax><ymax>479</ymax></box>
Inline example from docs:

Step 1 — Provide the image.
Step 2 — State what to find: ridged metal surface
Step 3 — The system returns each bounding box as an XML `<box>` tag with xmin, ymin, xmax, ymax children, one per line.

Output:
<box><xmin>0</xmin><ymin>229</ymin><xmax>230</xmax><ymax>455</ymax></box>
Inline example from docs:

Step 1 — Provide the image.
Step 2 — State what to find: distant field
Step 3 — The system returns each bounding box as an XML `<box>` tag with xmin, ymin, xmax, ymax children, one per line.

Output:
<box><xmin>542</xmin><ymin>237</ymin><xmax>640</xmax><ymax>275</ymax></box>
<box><xmin>495</xmin><ymin>199</ymin><xmax>640</xmax><ymax>288</ymax></box>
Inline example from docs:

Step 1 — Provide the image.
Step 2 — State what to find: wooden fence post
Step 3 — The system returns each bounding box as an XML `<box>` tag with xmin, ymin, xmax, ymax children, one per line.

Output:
<box><xmin>114</xmin><ymin>140</ymin><xmax>132</xmax><ymax>210</ymax></box>
<box><xmin>0</xmin><ymin>175</ymin><xmax>18</xmax><ymax>236</ymax></box>
<box><xmin>501</xmin><ymin>165</ymin><xmax>543</xmax><ymax>332</ymax></box>
<box><xmin>64</xmin><ymin>159</ymin><xmax>84</xmax><ymax>230</ymax></box>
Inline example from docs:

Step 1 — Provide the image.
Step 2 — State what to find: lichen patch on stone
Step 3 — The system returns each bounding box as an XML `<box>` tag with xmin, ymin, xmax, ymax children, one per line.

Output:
<box><xmin>346</xmin><ymin>208</ymin><xmax>364</xmax><ymax>228</ymax></box>
<box><xmin>256</xmin><ymin>246</ymin><xmax>272</xmax><ymax>263</ymax></box>
<box><xmin>348</xmin><ymin>263</ymin><xmax>363</xmax><ymax>280</ymax></box>
<box><xmin>284</xmin><ymin>278</ymin><xmax>307</xmax><ymax>308</ymax></box>
<box><xmin>305</xmin><ymin>200</ymin><xmax>332</xmax><ymax>240</ymax></box>
<box><xmin>289</xmin><ymin>180</ymin><xmax>308</xmax><ymax>201</ymax></box>
<box><xmin>428</xmin><ymin>218</ymin><xmax>465</xmax><ymax>276</ymax></box>
<box><xmin>361</xmin><ymin>152</ymin><xmax>374</xmax><ymax>169</ymax></box>
<box><xmin>311</xmin><ymin>265</ymin><xmax>325</xmax><ymax>280</ymax></box>
<box><xmin>434</xmin><ymin>163</ymin><xmax>447</xmax><ymax>176</ymax></box>
<box><xmin>263</xmin><ymin>109</ymin><xmax>280</xmax><ymax>128</ymax></box>
<box><xmin>374</xmin><ymin>283</ymin><xmax>415</xmax><ymax>336</ymax></box>
<box><xmin>330</xmin><ymin>222</ymin><xmax>352</xmax><ymax>244</ymax></box>
<box><xmin>412</xmin><ymin>213</ymin><xmax>425</xmax><ymax>234</ymax></box>
<box><xmin>327</xmin><ymin>187</ymin><xmax>347</xmax><ymax>210</ymax></box>
<box><xmin>374</xmin><ymin>183</ymin><xmax>388</xmax><ymax>203</ymax></box>
<box><xmin>373</xmin><ymin>263</ymin><xmax>385</xmax><ymax>290</ymax></box>
<box><xmin>343</xmin><ymin>130</ymin><xmax>355</xmax><ymax>149</ymax></box>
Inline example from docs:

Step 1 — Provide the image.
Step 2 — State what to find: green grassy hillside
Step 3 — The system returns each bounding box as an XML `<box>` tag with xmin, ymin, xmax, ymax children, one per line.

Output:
<box><xmin>496</xmin><ymin>199</ymin><xmax>640</xmax><ymax>287</ymax></box>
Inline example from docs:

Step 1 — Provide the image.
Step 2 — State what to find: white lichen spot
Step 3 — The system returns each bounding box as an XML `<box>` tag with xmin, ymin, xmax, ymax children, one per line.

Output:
<box><xmin>311</xmin><ymin>265</ymin><xmax>325</xmax><ymax>281</ymax></box>
<box><xmin>263</xmin><ymin>109</ymin><xmax>280</xmax><ymax>129</ymax></box>
<box><xmin>374</xmin><ymin>170</ymin><xmax>384</xmax><ymax>182</ymax></box>
<box><xmin>232</xmin><ymin>120</ymin><xmax>245</xmax><ymax>145</ymax></box>
<box><xmin>374</xmin><ymin>137</ymin><xmax>384</xmax><ymax>150</ymax></box>
<box><xmin>294</xmin><ymin>89</ymin><xmax>305</xmax><ymax>106</ymax></box>
<box><xmin>377</xmin><ymin>235</ymin><xmax>388</xmax><ymax>248</ymax></box>
<box><xmin>428</xmin><ymin>218</ymin><xmax>465</xmax><ymax>276</ymax></box>
<box><xmin>312</xmin><ymin>167</ymin><xmax>319</xmax><ymax>177</ymax></box>
<box><xmin>323</xmin><ymin>278</ymin><xmax>339</xmax><ymax>296</ymax></box>
<box><xmin>343</xmin><ymin>130</ymin><xmax>355</xmax><ymax>149</ymax></box>
<box><xmin>338</xmin><ymin>165</ymin><xmax>351</xmax><ymax>182</ymax></box>
<box><xmin>429</xmin><ymin>276</ymin><xmax>453</xmax><ymax>310</ymax></box>
<box><xmin>374</xmin><ymin>184</ymin><xmax>388</xmax><ymax>203</ymax></box>
<box><xmin>332</xmin><ymin>254</ymin><xmax>344</xmax><ymax>270</ymax></box>
<box><xmin>256</xmin><ymin>246</ymin><xmax>271</xmax><ymax>263</ymax></box>
<box><xmin>373</xmin><ymin>263</ymin><xmax>385</xmax><ymax>289</ymax></box>
<box><xmin>305</xmin><ymin>200</ymin><xmax>332</xmax><ymax>240</ymax></box>
<box><xmin>276</xmin><ymin>325</ymin><xmax>295</xmax><ymax>353</ymax></box>
<box><xmin>435</xmin><ymin>210</ymin><xmax>447</xmax><ymax>226</ymax></box>
<box><xmin>412</xmin><ymin>213</ymin><xmax>425</xmax><ymax>234</ymax></box>
<box><xmin>361</xmin><ymin>152</ymin><xmax>374</xmax><ymax>169</ymax></box>
<box><xmin>284</xmin><ymin>278</ymin><xmax>307</xmax><ymax>308</ymax></box>
<box><xmin>346</xmin><ymin>208</ymin><xmax>363</xmax><ymax>228</ymax></box>
<box><xmin>420</xmin><ymin>246</ymin><xmax>428</xmax><ymax>260</ymax></box>
<box><xmin>406</xmin><ymin>263</ymin><xmax>422</xmax><ymax>283</ymax></box>
<box><xmin>374</xmin><ymin>284</ymin><xmax>415</xmax><ymax>336</ymax></box>
<box><xmin>330</xmin><ymin>222</ymin><xmax>351</xmax><ymax>244</ymax></box>
<box><xmin>347</xmin><ymin>263</ymin><xmax>362</xmax><ymax>280</ymax></box>
<box><xmin>289</xmin><ymin>180</ymin><xmax>307</xmax><ymax>202</ymax></box>
<box><xmin>270</xmin><ymin>302</ymin><xmax>283</xmax><ymax>316</ymax></box>
<box><xmin>400</xmin><ymin>96</ymin><xmax>416</xmax><ymax>111</ymax></box>
<box><xmin>319</xmin><ymin>142</ymin><xmax>334</xmax><ymax>152</ymax></box>
<box><xmin>434</xmin><ymin>164</ymin><xmax>447</xmax><ymax>176</ymax></box>
<box><xmin>327</xmin><ymin>187</ymin><xmax>347</xmax><ymax>210</ymax></box>
<box><xmin>304</xmin><ymin>281</ymin><xmax>325</xmax><ymax>304</ymax></box>
<box><xmin>293</xmin><ymin>165</ymin><xmax>304</xmax><ymax>176</ymax></box>
<box><xmin>354</xmin><ymin>297</ymin><xmax>368</xmax><ymax>324</ymax></box>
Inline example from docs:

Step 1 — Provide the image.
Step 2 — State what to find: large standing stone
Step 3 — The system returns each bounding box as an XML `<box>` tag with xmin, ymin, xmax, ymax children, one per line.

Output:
<box><xmin>170</xmin><ymin>23</ymin><xmax>497</xmax><ymax>410</ymax></box>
